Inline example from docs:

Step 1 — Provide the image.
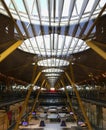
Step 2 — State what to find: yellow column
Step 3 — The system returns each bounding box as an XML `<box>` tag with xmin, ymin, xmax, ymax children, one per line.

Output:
<box><xmin>31</xmin><ymin>80</ymin><xmax>45</xmax><ymax>113</ymax></box>
<box><xmin>86</xmin><ymin>41</ymin><xmax>106</xmax><ymax>60</ymax></box>
<box><xmin>54</xmin><ymin>83</ymin><xmax>57</xmax><ymax>90</ymax></box>
<box><xmin>46</xmin><ymin>82</ymin><xmax>50</xmax><ymax>90</ymax></box>
<box><xmin>28</xmin><ymin>80</ymin><xmax>45</xmax><ymax>121</ymax></box>
<box><xmin>14</xmin><ymin>72</ymin><xmax>41</xmax><ymax>130</ymax></box>
<box><xmin>0</xmin><ymin>40</ymin><xmax>23</xmax><ymax>62</ymax></box>
<box><xmin>65</xmin><ymin>72</ymin><xmax>93</xmax><ymax>130</ymax></box>
<box><xmin>60</xmin><ymin>80</ymin><xmax>77</xmax><ymax>121</ymax></box>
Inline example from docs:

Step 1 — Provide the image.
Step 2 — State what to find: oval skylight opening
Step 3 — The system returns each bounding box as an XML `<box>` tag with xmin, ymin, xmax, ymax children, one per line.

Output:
<box><xmin>37</xmin><ymin>58</ymin><xmax>69</xmax><ymax>67</ymax></box>
<box><xmin>42</xmin><ymin>68</ymin><xmax>64</xmax><ymax>73</ymax></box>
<box><xmin>45</xmin><ymin>73</ymin><xmax>60</xmax><ymax>77</ymax></box>
<box><xmin>19</xmin><ymin>34</ymin><xmax>89</xmax><ymax>56</ymax></box>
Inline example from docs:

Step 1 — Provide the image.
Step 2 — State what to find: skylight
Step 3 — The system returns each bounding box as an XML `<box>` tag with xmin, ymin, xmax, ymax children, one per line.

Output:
<box><xmin>19</xmin><ymin>34</ymin><xmax>88</xmax><ymax>56</ymax></box>
<box><xmin>45</xmin><ymin>73</ymin><xmax>60</xmax><ymax>77</ymax></box>
<box><xmin>42</xmin><ymin>68</ymin><xmax>64</xmax><ymax>73</ymax></box>
<box><xmin>0</xmin><ymin>0</ymin><xmax>105</xmax><ymax>26</ymax></box>
<box><xmin>37</xmin><ymin>58</ymin><xmax>69</xmax><ymax>67</ymax></box>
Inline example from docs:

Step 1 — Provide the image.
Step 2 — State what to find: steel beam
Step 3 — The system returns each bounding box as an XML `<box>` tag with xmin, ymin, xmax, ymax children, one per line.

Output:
<box><xmin>1</xmin><ymin>0</ymin><xmax>24</xmax><ymax>39</ymax></box>
<box><xmin>44</xmin><ymin>82</ymin><xmax>47</xmax><ymax>89</ymax></box>
<box><xmin>47</xmin><ymin>83</ymin><xmax>50</xmax><ymax>90</ymax></box>
<box><xmin>54</xmin><ymin>83</ymin><xmax>58</xmax><ymax>90</ymax></box>
<box><xmin>14</xmin><ymin>72</ymin><xmax>41</xmax><ymax>130</ymax></box>
<box><xmin>86</xmin><ymin>41</ymin><xmax>106</xmax><ymax>60</ymax></box>
<box><xmin>84</xmin><ymin>4</ymin><xmax>106</xmax><ymax>40</ymax></box>
<box><xmin>45</xmin><ymin>82</ymin><xmax>50</xmax><ymax>90</ymax></box>
<box><xmin>0</xmin><ymin>40</ymin><xmax>23</xmax><ymax>62</ymax></box>
<box><xmin>65</xmin><ymin>72</ymin><xmax>93</xmax><ymax>130</ymax></box>
<box><xmin>60</xmin><ymin>80</ymin><xmax>77</xmax><ymax>121</ymax></box>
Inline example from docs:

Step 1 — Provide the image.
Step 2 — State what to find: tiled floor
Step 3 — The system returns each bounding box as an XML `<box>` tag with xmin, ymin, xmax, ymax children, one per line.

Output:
<box><xmin>19</xmin><ymin>120</ymin><xmax>87</xmax><ymax>130</ymax></box>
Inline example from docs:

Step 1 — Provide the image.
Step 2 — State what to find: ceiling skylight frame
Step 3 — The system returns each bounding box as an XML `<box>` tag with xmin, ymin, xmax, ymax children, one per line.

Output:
<box><xmin>37</xmin><ymin>58</ymin><xmax>69</xmax><ymax>67</ymax></box>
<box><xmin>10</xmin><ymin>0</ymin><xmax>43</xmax><ymax>55</ymax></box>
<box><xmin>45</xmin><ymin>73</ymin><xmax>60</xmax><ymax>77</ymax></box>
<box><xmin>0</xmin><ymin>0</ymin><xmax>105</xmax><ymax>26</ymax></box>
<box><xmin>42</xmin><ymin>68</ymin><xmax>64</xmax><ymax>73</ymax></box>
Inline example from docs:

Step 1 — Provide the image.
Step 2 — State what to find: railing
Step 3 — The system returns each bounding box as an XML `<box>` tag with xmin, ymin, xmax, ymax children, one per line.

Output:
<box><xmin>69</xmin><ymin>89</ymin><xmax>106</xmax><ymax>104</ymax></box>
<box><xmin>7</xmin><ymin>112</ymin><xmax>30</xmax><ymax>130</ymax></box>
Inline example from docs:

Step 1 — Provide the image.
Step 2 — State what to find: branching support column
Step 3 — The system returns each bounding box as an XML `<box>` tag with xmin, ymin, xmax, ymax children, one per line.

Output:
<box><xmin>0</xmin><ymin>40</ymin><xmax>23</xmax><ymax>62</ymax></box>
<box><xmin>60</xmin><ymin>80</ymin><xmax>77</xmax><ymax>121</ymax></box>
<box><xmin>14</xmin><ymin>72</ymin><xmax>41</xmax><ymax>130</ymax></box>
<box><xmin>86</xmin><ymin>41</ymin><xmax>106</xmax><ymax>60</ymax></box>
<box><xmin>65</xmin><ymin>72</ymin><xmax>93</xmax><ymax>130</ymax></box>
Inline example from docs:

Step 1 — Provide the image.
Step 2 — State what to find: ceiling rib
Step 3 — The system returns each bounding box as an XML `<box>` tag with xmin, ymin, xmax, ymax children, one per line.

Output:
<box><xmin>23</xmin><ymin>0</ymin><xmax>38</xmax><ymax>54</ymax></box>
<box><xmin>84</xmin><ymin>3</ymin><xmax>106</xmax><ymax>40</ymax></box>
<box><xmin>11</xmin><ymin>0</ymin><xmax>34</xmax><ymax>53</ymax></box>
<box><xmin>58</xmin><ymin>0</ymin><xmax>75</xmax><ymax>67</ymax></box>
<box><xmin>79</xmin><ymin>0</ymin><xmax>101</xmax><ymax>39</ymax></box>
<box><xmin>36</xmin><ymin>0</ymin><xmax>47</xmax><ymax>56</ymax></box>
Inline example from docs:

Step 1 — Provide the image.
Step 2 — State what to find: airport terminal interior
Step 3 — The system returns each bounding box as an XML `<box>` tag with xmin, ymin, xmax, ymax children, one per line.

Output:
<box><xmin>0</xmin><ymin>0</ymin><xmax>106</xmax><ymax>130</ymax></box>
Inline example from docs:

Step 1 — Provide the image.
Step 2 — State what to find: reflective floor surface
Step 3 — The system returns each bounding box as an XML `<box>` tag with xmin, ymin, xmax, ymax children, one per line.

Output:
<box><xmin>19</xmin><ymin>120</ymin><xmax>88</xmax><ymax>130</ymax></box>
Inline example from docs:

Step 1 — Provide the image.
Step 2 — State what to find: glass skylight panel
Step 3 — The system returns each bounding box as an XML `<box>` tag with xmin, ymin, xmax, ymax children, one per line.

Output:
<box><xmin>100</xmin><ymin>0</ymin><xmax>106</xmax><ymax>7</ymax></box>
<box><xmin>37</xmin><ymin>58</ymin><xmax>69</xmax><ymax>67</ymax></box>
<box><xmin>0</xmin><ymin>0</ymin><xmax>105</xmax><ymax>26</ymax></box>
<box><xmin>45</xmin><ymin>73</ymin><xmax>60</xmax><ymax>77</ymax></box>
<box><xmin>42</xmin><ymin>68</ymin><xmax>64</xmax><ymax>73</ymax></box>
<box><xmin>19</xmin><ymin>34</ymin><xmax>88</xmax><ymax>56</ymax></box>
<box><xmin>76</xmin><ymin>0</ymin><xmax>84</xmax><ymax>15</ymax></box>
<box><xmin>62</xmin><ymin>0</ymin><xmax>71</xmax><ymax>19</ymax></box>
<box><xmin>84</xmin><ymin>0</ymin><xmax>95</xmax><ymax>13</ymax></box>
